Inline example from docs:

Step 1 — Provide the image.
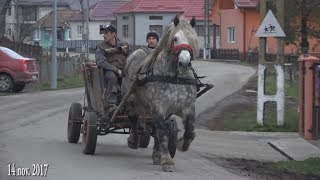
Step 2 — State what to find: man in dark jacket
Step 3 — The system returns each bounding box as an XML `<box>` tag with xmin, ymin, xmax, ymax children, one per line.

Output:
<box><xmin>96</xmin><ymin>25</ymin><xmax>129</xmax><ymax>117</ymax></box>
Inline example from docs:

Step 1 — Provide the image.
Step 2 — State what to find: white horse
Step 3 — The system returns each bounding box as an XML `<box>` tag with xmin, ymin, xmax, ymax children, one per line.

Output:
<box><xmin>122</xmin><ymin>15</ymin><xmax>199</xmax><ymax>172</ymax></box>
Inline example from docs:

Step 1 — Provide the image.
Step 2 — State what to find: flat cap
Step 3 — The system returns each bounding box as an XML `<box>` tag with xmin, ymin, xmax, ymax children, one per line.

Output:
<box><xmin>100</xmin><ymin>24</ymin><xmax>117</xmax><ymax>33</ymax></box>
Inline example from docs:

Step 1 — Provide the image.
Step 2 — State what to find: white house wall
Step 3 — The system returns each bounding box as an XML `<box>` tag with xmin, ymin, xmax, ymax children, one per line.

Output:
<box><xmin>116</xmin><ymin>13</ymin><xmax>208</xmax><ymax>48</ymax></box>
<box><xmin>70</xmin><ymin>21</ymin><xmax>111</xmax><ymax>40</ymax></box>
<box><xmin>70</xmin><ymin>22</ymin><xmax>82</xmax><ymax>40</ymax></box>
<box><xmin>89</xmin><ymin>21</ymin><xmax>111</xmax><ymax>40</ymax></box>
<box><xmin>134</xmin><ymin>13</ymin><xmax>177</xmax><ymax>45</ymax></box>
<box><xmin>116</xmin><ymin>13</ymin><xmax>134</xmax><ymax>45</ymax></box>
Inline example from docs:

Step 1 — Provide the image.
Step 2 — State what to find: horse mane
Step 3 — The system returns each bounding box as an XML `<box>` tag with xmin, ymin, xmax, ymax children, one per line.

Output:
<box><xmin>148</xmin><ymin>16</ymin><xmax>199</xmax><ymax>63</ymax></box>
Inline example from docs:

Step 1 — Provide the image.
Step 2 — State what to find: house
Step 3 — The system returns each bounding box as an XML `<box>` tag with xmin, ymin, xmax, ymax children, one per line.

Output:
<box><xmin>32</xmin><ymin>9</ymin><xmax>78</xmax><ymax>48</ymax></box>
<box><xmin>114</xmin><ymin>0</ymin><xmax>210</xmax><ymax>47</ymax></box>
<box><xmin>4</xmin><ymin>0</ymin><xmax>73</xmax><ymax>43</ymax></box>
<box><xmin>210</xmin><ymin>0</ymin><xmax>260</xmax><ymax>58</ymax></box>
<box><xmin>210</xmin><ymin>0</ymin><xmax>320</xmax><ymax>58</ymax></box>
<box><xmin>68</xmin><ymin>0</ymin><xmax>131</xmax><ymax>41</ymax></box>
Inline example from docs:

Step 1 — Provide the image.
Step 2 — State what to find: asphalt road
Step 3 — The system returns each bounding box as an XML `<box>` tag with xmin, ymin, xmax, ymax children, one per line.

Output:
<box><xmin>0</xmin><ymin>61</ymin><xmax>256</xmax><ymax>180</ymax></box>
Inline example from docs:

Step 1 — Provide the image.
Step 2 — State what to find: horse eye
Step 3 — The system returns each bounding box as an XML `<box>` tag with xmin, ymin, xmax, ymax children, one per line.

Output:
<box><xmin>174</xmin><ymin>37</ymin><xmax>178</xmax><ymax>42</ymax></box>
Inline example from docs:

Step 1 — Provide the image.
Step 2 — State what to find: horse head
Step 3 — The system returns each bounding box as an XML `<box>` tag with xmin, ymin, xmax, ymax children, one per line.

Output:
<box><xmin>169</xmin><ymin>16</ymin><xmax>198</xmax><ymax>72</ymax></box>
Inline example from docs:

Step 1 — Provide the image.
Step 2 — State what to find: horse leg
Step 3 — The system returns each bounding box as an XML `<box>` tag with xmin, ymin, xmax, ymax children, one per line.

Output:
<box><xmin>153</xmin><ymin>115</ymin><xmax>175</xmax><ymax>172</ymax></box>
<box><xmin>152</xmin><ymin>125</ymin><xmax>161</xmax><ymax>165</ymax></box>
<box><xmin>177</xmin><ymin>106</ymin><xmax>196</xmax><ymax>152</ymax></box>
<box><xmin>127</xmin><ymin>114</ymin><xmax>139</xmax><ymax>149</ymax></box>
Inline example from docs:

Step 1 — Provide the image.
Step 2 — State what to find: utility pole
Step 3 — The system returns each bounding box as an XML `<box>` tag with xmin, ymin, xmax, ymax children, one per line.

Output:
<box><xmin>85</xmin><ymin>0</ymin><xmax>90</xmax><ymax>62</ymax></box>
<box><xmin>204</xmin><ymin>0</ymin><xmax>210</xmax><ymax>59</ymax></box>
<box><xmin>276</xmin><ymin>0</ymin><xmax>285</xmax><ymax>64</ymax></box>
<box><xmin>80</xmin><ymin>0</ymin><xmax>90</xmax><ymax>62</ymax></box>
<box><xmin>258</xmin><ymin>0</ymin><xmax>267</xmax><ymax>64</ymax></box>
<box><xmin>51</xmin><ymin>0</ymin><xmax>57</xmax><ymax>89</ymax></box>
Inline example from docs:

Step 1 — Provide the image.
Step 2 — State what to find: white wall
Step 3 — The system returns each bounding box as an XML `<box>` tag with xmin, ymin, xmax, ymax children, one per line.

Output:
<box><xmin>116</xmin><ymin>13</ymin><xmax>134</xmax><ymax>45</ymax></box>
<box><xmin>70</xmin><ymin>21</ymin><xmax>111</xmax><ymax>40</ymax></box>
<box><xmin>134</xmin><ymin>13</ymin><xmax>177</xmax><ymax>45</ymax></box>
<box><xmin>70</xmin><ymin>22</ymin><xmax>82</xmax><ymax>40</ymax></box>
<box><xmin>89</xmin><ymin>21</ymin><xmax>111</xmax><ymax>40</ymax></box>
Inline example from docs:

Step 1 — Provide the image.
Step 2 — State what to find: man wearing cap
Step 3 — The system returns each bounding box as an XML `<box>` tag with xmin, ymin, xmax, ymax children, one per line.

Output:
<box><xmin>96</xmin><ymin>24</ymin><xmax>129</xmax><ymax>117</ymax></box>
<box><xmin>123</xmin><ymin>31</ymin><xmax>159</xmax><ymax>149</ymax></box>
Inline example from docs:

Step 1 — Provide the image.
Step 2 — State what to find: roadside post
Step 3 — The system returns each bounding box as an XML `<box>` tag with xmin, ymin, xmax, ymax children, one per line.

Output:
<box><xmin>256</xmin><ymin>1</ymin><xmax>286</xmax><ymax>126</ymax></box>
<box><xmin>298</xmin><ymin>56</ymin><xmax>320</xmax><ymax>140</ymax></box>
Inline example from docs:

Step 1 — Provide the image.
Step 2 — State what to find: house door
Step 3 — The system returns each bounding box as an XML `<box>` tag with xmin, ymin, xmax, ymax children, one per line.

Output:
<box><xmin>215</xmin><ymin>25</ymin><xmax>220</xmax><ymax>49</ymax></box>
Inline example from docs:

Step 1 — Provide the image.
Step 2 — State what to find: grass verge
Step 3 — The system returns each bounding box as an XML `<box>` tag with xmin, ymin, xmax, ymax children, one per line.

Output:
<box><xmin>40</xmin><ymin>74</ymin><xmax>84</xmax><ymax>90</ymax></box>
<box><xmin>222</xmin><ymin>77</ymin><xmax>299</xmax><ymax>132</ymax></box>
<box><xmin>271</xmin><ymin>158</ymin><xmax>320</xmax><ymax>176</ymax></box>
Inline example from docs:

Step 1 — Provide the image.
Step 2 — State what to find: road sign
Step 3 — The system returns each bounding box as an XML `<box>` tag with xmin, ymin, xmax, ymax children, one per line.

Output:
<box><xmin>256</xmin><ymin>10</ymin><xmax>286</xmax><ymax>37</ymax></box>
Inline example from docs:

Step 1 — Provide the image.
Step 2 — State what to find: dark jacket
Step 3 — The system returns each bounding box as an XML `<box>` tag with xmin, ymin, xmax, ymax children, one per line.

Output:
<box><xmin>96</xmin><ymin>38</ymin><xmax>129</xmax><ymax>73</ymax></box>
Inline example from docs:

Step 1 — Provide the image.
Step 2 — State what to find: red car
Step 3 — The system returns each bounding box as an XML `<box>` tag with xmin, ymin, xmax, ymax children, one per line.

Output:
<box><xmin>0</xmin><ymin>46</ymin><xmax>38</xmax><ymax>92</ymax></box>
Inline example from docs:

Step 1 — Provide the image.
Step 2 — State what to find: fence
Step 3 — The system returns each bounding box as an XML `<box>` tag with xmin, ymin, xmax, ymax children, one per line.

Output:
<box><xmin>37</xmin><ymin>54</ymin><xmax>83</xmax><ymax>83</ymax></box>
<box><xmin>0</xmin><ymin>36</ymin><xmax>42</xmax><ymax>59</ymax></box>
<box><xmin>57</xmin><ymin>40</ymin><xmax>101</xmax><ymax>53</ymax></box>
<box><xmin>211</xmin><ymin>48</ymin><xmax>240</xmax><ymax>60</ymax></box>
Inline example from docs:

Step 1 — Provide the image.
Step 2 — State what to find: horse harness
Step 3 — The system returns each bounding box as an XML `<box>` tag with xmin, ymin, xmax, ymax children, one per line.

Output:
<box><xmin>136</xmin><ymin>66</ymin><xmax>213</xmax><ymax>98</ymax></box>
<box><xmin>133</xmin><ymin>43</ymin><xmax>213</xmax><ymax>98</ymax></box>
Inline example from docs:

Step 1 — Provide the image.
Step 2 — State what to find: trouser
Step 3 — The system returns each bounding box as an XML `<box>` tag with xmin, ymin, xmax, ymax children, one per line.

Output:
<box><xmin>104</xmin><ymin>70</ymin><xmax>118</xmax><ymax>109</ymax></box>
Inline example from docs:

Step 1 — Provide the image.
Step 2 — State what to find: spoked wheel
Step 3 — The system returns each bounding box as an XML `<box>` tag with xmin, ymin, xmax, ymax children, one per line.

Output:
<box><xmin>82</xmin><ymin>111</ymin><xmax>97</xmax><ymax>155</ymax></box>
<box><xmin>67</xmin><ymin>103</ymin><xmax>82</xmax><ymax>143</ymax></box>
<box><xmin>167</xmin><ymin>118</ymin><xmax>178</xmax><ymax>158</ymax></box>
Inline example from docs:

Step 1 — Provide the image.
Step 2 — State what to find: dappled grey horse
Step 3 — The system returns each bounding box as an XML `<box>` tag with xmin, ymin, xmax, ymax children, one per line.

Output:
<box><xmin>122</xmin><ymin>16</ymin><xmax>199</xmax><ymax>172</ymax></box>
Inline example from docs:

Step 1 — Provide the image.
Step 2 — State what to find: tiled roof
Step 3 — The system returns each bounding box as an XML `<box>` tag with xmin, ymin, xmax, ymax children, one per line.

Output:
<box><xmin>183</xmin><ymin>0</ymin><xmax>206</xmax><ymax>20</ymax></box>
<box><xmin>233</xmin><ymin>0</ymin><xmax>258</xmax><ymax>8</ymax></box>
<box><xmin>69</xmin><ymin>0</ymin><xmax>131</xmax><ymax>21</ymax></box>
<box><xmin>15</xmin><ymin>0</ymin><xmax>76</xmax><ymax>6</ymax></box>
<box><xmin>115</xmin><ymin>0</ymin><xmax>206</xmax><ymax>20</ymax></box>
<box><xmin>115</xmin><ymin>0</ymin><xmax>188</xmax><ymax>13</ymax></box>
<box><xmin>33</xmin><ymin>9</ymin><xmax>78</xmax><ymax>28</ymax></box>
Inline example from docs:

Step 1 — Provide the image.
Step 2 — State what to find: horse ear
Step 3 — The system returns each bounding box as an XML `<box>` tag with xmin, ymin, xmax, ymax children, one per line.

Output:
<box><xmin>173</xmin><ymin>15</ymin><xmax>179</xmax><ymax>27</ymax></box>
<box><xmin>190</xmin><ymin>16</ymin><xmax>196</xmax><ymax>28</ymax></box>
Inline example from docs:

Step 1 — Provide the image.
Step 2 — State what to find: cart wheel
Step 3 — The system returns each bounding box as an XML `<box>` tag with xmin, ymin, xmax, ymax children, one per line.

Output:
<box><xmin>67</xmin><ymin>103</ymin><xmax>82</xmax><ymax>143</ymax></box>
<box><xmin>139</xmin><ymin>134</ymin><xmax>151</xmax><ymax>148</ymax></box>
<box><xmin>168</xmin><ymin>118</ymin><xmax>178</xmax><ymax>158</ymax></box>
<box><xmin>82</xmin><ymin>111</ymin><xmax>97</xmax><ymax>155</ymax></box>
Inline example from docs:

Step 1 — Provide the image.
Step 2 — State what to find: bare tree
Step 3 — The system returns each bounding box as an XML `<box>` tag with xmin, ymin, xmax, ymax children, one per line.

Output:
<box><xmin>13</xmin><ymin>5</ymin><xmax>38</xmax><ymax>43</ymax></box>
<box><xmin>282</xmin><ymin>0</ymin><xmax>320</xmax><ymax>54</ymax></box>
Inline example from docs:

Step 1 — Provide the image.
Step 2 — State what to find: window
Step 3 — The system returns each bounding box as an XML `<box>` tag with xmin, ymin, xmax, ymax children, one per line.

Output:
<box><xmin>77</xmin><ymin>25</ymin><xmax>83</xmax><ymax>35</ymax></box>
<box><xmin>99</xmin><ymin>25</ymin><xmax>107</xmax><ymax>34</ymax></box>
<box><xmin>149</xmin><ymin>16</ymin><xmax>163</xmax><ymax>20</ymax></box>
<box><xmin>65</xmin><ymin>30</ymin><xmax>71</xmax><ymax>40</ymax></box>
<box><xmin>195</xmin><ymin>25</ymin><xmax>204</xmax><ymax>36</ymax></box>
<box><xmin>149</xmin><ymin>25</ymin><xmax>163</xmax><ymax>36</ymax></box>
<box><xmin>7</xmin><ymin>7</ymin><xmax>11</xmax><ymax>16</ymax></box>
<box><xmin>7</xmin><ymin>28</ymin><xmax>11</xmax><ymax>36</ymax></box>
<box><xmin>228</xmin><ymin>27</ymin><xmax>235</xmax><ymax>43</ymax></box>
<box><xmin>22</xmin><ymin>6</ymin><xmax>37</xmax><ymax>21</ymax></box>
<box><xmin>122</xmin><ymin>25</ymin><xmax>128</xmax><ymax>38</ymax></box>
<box><xmin>122</xmin><ymin>16</ymin><xmax>129</xmax><ymax>20</ymax></box>
<box><xmin>57</xmin><ymin>29</ymin><xmax>64</xmax><ymax>40</ymax></box>
<box><xmin>34</xmin><ymin>29</ymin><xmax>41</xmax><ymax>40</ymax></box>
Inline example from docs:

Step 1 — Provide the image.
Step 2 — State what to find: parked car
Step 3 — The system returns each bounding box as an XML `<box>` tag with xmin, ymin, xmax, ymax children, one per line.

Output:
<box><xmin>0</xmin><ymin>46</ymin><xmax>38</xmax><ymax>92</ymax></box>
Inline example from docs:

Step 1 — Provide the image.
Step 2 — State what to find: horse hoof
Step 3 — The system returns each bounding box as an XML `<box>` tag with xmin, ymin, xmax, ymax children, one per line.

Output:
<box><xmin>177</xmin><ymin>138</ymin><xmax>186</xmax><ymax>152</ymax></box>
<box><xmin>177</xmin><ymin>137</ymin><xmax>192</xmax><ymax>152</ymax></box>
<box><xmin>152</xmin><ymin>153</ymin><xmax>160</xmax><ymax>165</ymax></box>
<box><xmin>162</xmin><ymin>164</ymin><xmax>175</xmax><ymax>172</ymax></box>
<box><xmin>153</xmin><ymin>158</ymin><xmax>161</xmax><ymax>165</ymax></box>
